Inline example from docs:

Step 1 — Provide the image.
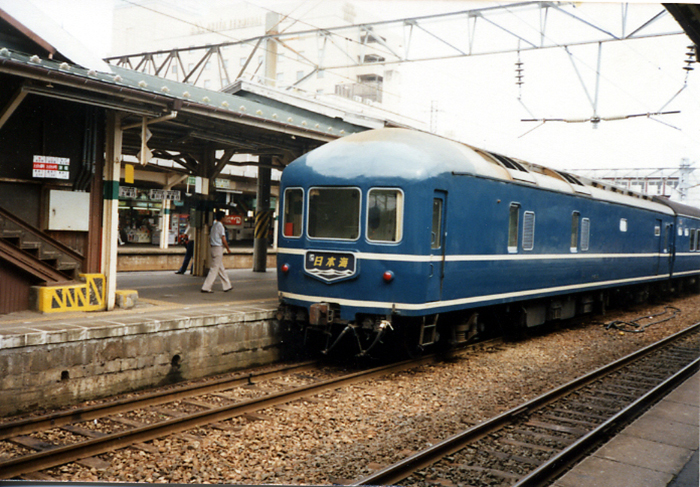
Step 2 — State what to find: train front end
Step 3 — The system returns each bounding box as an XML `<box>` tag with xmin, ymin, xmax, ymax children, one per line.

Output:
<box><xmin>275</xmin><ymin>128</ymin><xmax>482</xmax><ymax>357</ymax></box>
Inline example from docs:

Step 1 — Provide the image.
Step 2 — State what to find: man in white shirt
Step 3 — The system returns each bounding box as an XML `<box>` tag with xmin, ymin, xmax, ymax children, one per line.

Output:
<box><xmin>201</xmin><ymin>210</ymin><xmax>232</xmax><ymax>293</ymax></box>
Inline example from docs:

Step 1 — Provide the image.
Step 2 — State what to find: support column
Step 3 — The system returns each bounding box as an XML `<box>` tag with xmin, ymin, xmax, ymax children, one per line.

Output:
<box><xmin>101</xmin><ymin>111</ymin><xmax>123</xmax><ymax>310</ymax></box>
<box><xmin>159</xmin><ymin>200</ymin><xmax>171</xmax><ymax>249</ymax></box>
<box><xmin>192</xmin><ymin>148</ymin><xmax>216</xmax><ymax>276</ymax></box>
<box><xmin>253</xmin><ymin>160</ymin><xmax>271</xmax><ymax>272</ymax></box>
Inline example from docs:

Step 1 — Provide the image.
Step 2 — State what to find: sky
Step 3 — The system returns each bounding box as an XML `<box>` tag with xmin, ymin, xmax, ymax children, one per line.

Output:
<box><xmin>25</xmin><ymin>0</ymin><xmax>700</xmax><ymax>176</ymax></box>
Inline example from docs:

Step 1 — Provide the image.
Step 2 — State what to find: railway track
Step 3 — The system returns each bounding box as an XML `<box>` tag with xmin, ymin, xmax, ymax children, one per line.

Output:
<box><xmin>0</xmin><ymin>340</ymin><xmax>498</xmax><ymax>479</ymax></box>
<box><xmin>351</xmin><ymin>323</ymin><xmax>700</xmax><ymax>487</ymax></box>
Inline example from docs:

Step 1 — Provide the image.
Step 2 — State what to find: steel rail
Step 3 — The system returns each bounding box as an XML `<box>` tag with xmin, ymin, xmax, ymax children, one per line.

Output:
<box><xmin>0</xmin><ymin>361</ymin><xmax>318</xmax><ymax>441</ymax></box>
<box><xmin>352</xmin><ymin>322</ymin><xmax>700</xmax><ymax>486</ymax></box>
<box><xmin>513</xmin><ymin>357</ymin><xmax>699</xmax><ymax>486</ymax></box>
<box><xmin>0</xmin><ymin>353</ymin><xmax>448</xmax><ymax>479</ymax></box>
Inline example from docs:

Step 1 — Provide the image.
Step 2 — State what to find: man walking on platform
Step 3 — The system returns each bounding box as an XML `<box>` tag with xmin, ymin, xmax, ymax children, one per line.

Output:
<box><xmin>201</xmin><ymin>210</ymin><xmax>232</xmax><ymax>293</ymax></box>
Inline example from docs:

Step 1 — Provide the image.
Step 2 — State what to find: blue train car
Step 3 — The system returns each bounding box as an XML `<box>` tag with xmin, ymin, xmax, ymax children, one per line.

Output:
<box><xmin>276</xmin><ymin>128</ymin><xmax>700</xmax><ymax>355</ymax></box>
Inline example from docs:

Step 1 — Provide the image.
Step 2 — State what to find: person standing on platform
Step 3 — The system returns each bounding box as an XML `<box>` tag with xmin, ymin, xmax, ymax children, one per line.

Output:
<box><xmin>175</xmin><ymin>218</ymin><xmax>195</xmax><ymax>274</ymax></box>
<box><xmin>201</xmin><ymin>210</ymin><xmax>232</xmax><ymax>293</ymax></box>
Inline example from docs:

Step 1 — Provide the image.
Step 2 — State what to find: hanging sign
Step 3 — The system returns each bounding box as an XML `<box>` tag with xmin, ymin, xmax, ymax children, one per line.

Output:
<box><xmin>148</xmin><ymin>189</ymin><xmax>181</xmax><ymax>201</ymax></box>
<box><xmin>33</xmin><ymin>155</ymin><xmax>70</xmax><ymax>179</ymax></box>
<box><xmin>119</xmin><ymin>186</ymin><xmax>138</xmax><ymax>199</ymax></box>
<box><xmin>221</xmin><ymin>214</ymin><xmax>243</xmax><ymax>227</ymax></box>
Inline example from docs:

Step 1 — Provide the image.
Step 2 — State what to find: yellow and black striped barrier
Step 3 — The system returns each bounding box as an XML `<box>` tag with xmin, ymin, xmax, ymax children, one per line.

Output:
<box><xmin>254</xmin><ymin>210</ymin><xmax>274</xmax><ymax>239</ymax></box>
<box><xmin>34</xmin><ymin>274</ymin><xmax>106</xmax><ymax>313</ymax></box>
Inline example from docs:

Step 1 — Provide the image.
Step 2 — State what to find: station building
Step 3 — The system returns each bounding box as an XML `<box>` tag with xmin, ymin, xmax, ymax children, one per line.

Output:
<box><xmin>0</xmin><ymin>3</ymin><xmax>396</xmax><ymax>315</ymax></box>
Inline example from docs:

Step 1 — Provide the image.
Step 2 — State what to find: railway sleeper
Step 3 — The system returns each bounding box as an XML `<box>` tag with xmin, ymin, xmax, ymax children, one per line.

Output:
<box><xmin>480</xmin><ymin>449</ymin><xmax>543</xmax><ymax>467</ymax></box>
<box><xmin>563</xmin><ymin>400</ymin><xmax>620</xmax><ymax>415</ymax></box>
<box><xmin>591</xmin><ymin>388</ymin><xmax>640</xmax><ymax>400</ymax></box>
<box><xmin>499</xmin><ymin>437</ymin><xmax>558</xmax><ymax>453</ymax></box>
<box><xmin>538</xmin><ymin>413</ymin><xmax>599</xmax><ymax>429</ymax></box>
<box><xmin>546</xmin><ymin>407</ymin><xmax>610</xmax><ymax>422</ymax></box>
<box><xmin>450</xmin><ymin>464</ymin><xmax>521</xmax><ymax>481</ymax></box>
<box><xmin>510</xmin><ymin>428</ymin><xmax>575</xmax><ymax>446</ymax></box>
<box><xmin>525</xmin><ymin>419</ymin><xmax>588</xmax><ymax>436</ymax></box>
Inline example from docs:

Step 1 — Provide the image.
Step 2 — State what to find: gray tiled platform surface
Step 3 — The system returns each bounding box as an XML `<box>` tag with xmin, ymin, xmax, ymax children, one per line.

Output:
<box><xmin>554</xmin><ymin>372</ymin><xmax>699</xmax><ymax>487</ymax></box>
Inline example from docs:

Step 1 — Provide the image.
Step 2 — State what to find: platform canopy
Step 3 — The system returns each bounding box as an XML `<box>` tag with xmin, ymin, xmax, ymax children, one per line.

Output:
<box><xmin>0</xmin><ymin>1</ymin><xmax>389</xmax><ymax>174</ymax></box>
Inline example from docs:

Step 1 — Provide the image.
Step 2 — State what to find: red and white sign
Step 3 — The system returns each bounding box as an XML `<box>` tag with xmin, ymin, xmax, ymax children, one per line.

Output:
<box><xmin>33</xmin><ymin>155</ymin><xmax>70</xmax><ymax>180</ymax></box>
<box><xmin>222</xmin><ymin>215</ymin><xmax>243</xmax><ymax>227</ymax></box>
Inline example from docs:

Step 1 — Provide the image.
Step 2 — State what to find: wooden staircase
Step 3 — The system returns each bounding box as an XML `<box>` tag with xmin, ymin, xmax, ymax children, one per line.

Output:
<box><xmin>0</xmin><ymin>205</ymin><xmax>85</xmax><ymax>307</ymax></box>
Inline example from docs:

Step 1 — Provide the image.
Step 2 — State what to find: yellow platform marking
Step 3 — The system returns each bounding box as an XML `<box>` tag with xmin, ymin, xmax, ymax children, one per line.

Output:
<box><xmin>35</xmin><ymin>274</ymin><xmax>106</xmax><ymax>313</ymax></box>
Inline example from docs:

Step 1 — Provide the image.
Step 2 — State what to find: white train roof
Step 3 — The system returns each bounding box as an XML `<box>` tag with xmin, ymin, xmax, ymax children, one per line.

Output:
<box><xmin>307</xmin><ymin>128</ymin><xmax>675</xmax><ymax>216</ymax></box>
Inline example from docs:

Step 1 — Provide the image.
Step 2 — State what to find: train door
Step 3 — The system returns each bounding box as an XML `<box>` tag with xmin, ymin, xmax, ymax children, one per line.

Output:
<box><xmin>658</xmin><ymin>222</ymin><xmax>674</xmax><ymax>277</ymax></box>
<box><xmin>655</xmin><ymin>219</ymin><xmax>662</xmax><ymax>275</ymax></box>
<box><xmin>666</xmin><ymin>222</ymin><xmax>675</xmax><ymax>277</ymax></box>
<box><xmin>427</xmin><ymin>191</ymin><xmax>447</xmax><ymax>302</ymax></box>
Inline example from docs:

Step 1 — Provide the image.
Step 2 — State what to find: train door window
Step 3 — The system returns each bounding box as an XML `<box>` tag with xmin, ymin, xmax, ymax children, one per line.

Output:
<box><xmin>655</xmin><ymin>225</ymin><xmax>661</xmax><ymax>237</ymax></box>
<box><xmin>664</xmin><ymin>224</ymin><xmax>672</xmax><ymax>253</ymax></box>
<box><xmin>571</xmin><ymin>212</ymin><xmax>580</xmax><ymax>252</ymax></box>
<box><xmin>690</xmin><ymin>229</ymin><xmax>696</xmax><ymax>251</ymax></box>
<box><xmin>580</xmin><ymin>218</ymin><xmax>590</xmax><ymax>251</ymax></box>
<box><xmin>367</xmin><ymin>189</ymin><xmax>403</xmax><ymax>243</ymax></box>
<box><xmin>431</xmin><ymin>198</ymin><xmax>443</xmax><ymax>249</ymax></box>
<box><xmin>522</xmin><ymin>211</ymin><xmax>535</xmax><ymax>251</ymax></box>
<box><xmin>307</xmin><ymin>187</ymin><xmax>361</xmax><ymax>240</ymax></box>
<box><xmin>282</xmin><ymin>188</ymin><xmax>303</xmax><ymax>238</ymax></box>
<box><xmin>508</xmin><ymin>203</ymin><xmax>520</xmax><ymax>253</ymax></box>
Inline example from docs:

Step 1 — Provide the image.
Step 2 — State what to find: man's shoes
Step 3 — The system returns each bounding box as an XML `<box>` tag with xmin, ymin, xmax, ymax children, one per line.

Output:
<box><xmin>224</xmin><ymin>287</ymin><xmax>233</xmax><ymax>292</ymax></box>
<box><xmin>175</xmin><ymin>271</ymin><xmax>184</xmax><ymax>274</ymax></box>
<box><xmin>201</xmin><ymin>289</ymin><xmax>213</xmax><ymax>293</ymax></box>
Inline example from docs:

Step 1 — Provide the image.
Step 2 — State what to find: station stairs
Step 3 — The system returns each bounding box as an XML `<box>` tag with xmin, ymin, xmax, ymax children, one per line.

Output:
<box><xmin>0</xmin><ymin>205</ymin><xmax>104</xmax><ymax>314</ymax></box>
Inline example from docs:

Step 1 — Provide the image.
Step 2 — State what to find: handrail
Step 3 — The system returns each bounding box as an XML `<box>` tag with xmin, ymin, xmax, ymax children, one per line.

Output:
<box><xmin>0</xmin><ymin>204</ymin><xmax>84</xmax><ymax>266</ymax></box>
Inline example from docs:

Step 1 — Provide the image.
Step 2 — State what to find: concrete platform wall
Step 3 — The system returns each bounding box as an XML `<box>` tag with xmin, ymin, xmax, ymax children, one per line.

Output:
<box><xmin>117</xmin><ymin>249</ymin><xmax>276</xmax><ymax>272</ymax></box>
<box><xmin>0</xmin><ymin>310</ymin><xmax>281</xmax><ymax>416</ymax></box>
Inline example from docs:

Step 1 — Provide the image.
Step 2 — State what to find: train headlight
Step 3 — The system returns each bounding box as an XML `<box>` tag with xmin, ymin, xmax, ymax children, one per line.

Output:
<box><xmin>281</xmin><ymin>263</ymin><xmax>290</xmax><ymax>274</ymax></box>
<box><xmin>383</xmin><ymin>270</ymin><xmax>394</xmax><ymax>283</ymax></box>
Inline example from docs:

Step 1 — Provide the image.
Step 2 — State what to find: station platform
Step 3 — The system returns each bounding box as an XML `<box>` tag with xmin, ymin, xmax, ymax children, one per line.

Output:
<box><xmin>554</xmin><ymin>371</ymin><xmax>699</xmax><ymax>487</ymax></box>
<box><xmin>0</xmin><ymin>269</ymin><xmax>280</xmax><ymax>416</ymax></box>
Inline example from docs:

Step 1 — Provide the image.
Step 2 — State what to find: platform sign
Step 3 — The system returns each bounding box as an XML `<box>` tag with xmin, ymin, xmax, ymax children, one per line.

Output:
<box><xmin>119</xmin><ymin>186</ymin><xmax>138</xmax><ymax>199</ymax></box>
<box><xmin>148</xmin><ymin>189</ymin><xmax>181</xmax><ymax>201</ymax></box>
<box><xmin>33</xmin><ymin>155</ymin><xmax>70</xmax><ymax>180</ymax></box>
<box><xmin>222</xmin><ymin>214</ymin><xmax>243</xmax><ymax>227</ymax></box>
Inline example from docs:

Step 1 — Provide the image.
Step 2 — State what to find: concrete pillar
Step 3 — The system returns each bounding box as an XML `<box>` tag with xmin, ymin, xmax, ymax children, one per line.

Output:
<box><xmin>101</xmin><ymin>111</ymin><xmax>123</xmax><ymax>310</ymax></box>
<box><xmin>159</xmin><ymin>200</ymin><xmax>170</xmax><ymax>249</ymax></box>
<box><xmin>253</xmin><ymin>161</ymin><xmax>271</xmax><ymax>272</ymax></box>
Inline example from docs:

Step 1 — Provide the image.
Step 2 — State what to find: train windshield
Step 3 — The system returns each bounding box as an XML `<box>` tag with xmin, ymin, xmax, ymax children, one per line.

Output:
<box><xmin>367</xmin><ymin>189</ymin><xmax>403</xmax><ymax>243</ymax></box>
<box><xmin>308</xmin><ymin>187</ymin><xmax>361</xmax><ymax>240</ymax></box>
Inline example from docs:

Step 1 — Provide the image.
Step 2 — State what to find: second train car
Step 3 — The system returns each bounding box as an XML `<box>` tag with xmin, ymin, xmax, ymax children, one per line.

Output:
<box><xmin>276</xmin><ymin>128</ymin><xmax>700</xmax><ymax>356</ymax></box>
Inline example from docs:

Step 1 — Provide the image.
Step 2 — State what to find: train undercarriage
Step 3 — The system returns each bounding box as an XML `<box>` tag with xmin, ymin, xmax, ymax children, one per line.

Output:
<box><xmin>278</xmin><ymin>277</ymin><xmax>700</xmax><ymax>359</ymax></box>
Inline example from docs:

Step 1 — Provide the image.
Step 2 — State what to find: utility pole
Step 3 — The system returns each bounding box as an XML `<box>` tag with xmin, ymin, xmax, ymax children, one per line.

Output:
<box><xmin>252</xmin><ymin>12</ymin><xmax>278</xmax><ymax>272</ymax></box>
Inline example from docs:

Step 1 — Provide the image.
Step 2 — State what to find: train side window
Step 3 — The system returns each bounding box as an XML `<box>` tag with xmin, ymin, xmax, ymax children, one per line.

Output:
<box><xmin>508</xmin><ymin>203</ymin><xmax>520</xmax><ymax>253</ymax></box>
<box><xmin>522</xmin><ymin>211</ymin><xmax>535</xmax><ymax>251</ymax></box>
<box><xmin>431</xmin><ymin>198</ymin><xmax>442</xmax><ymax>249</ymax></box>
<box><xmin>282</xmin><ymin>188</ymin><xmax>303</xmax><ymax>238</ymax></box>
<box><xmin>571</xmin><ymin>212</ymin><xmax>580</xmax><ymax>253</ymax></box>
<box><xmin>581</xmin><ymin>218</ymin><xmax>590</xmax><ymax>251</ymax></box>
<box><xmin>367</xmin><ymin>189</ymin><xmax>403</xmax><ymax>243</ymax></box>
<box><xmin>307</xmin><ymin>187</ymin><xmax>361</xmax><ymax>240</ymax></box>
